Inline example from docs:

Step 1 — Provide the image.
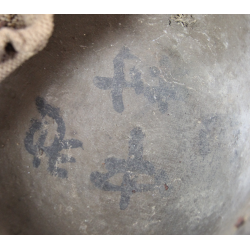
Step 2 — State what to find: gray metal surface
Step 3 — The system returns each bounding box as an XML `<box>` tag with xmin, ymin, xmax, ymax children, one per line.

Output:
<box><xmin>1</xmin><ymin>14</ymin><xmax>250</xmax><ymax>234</ymax></box>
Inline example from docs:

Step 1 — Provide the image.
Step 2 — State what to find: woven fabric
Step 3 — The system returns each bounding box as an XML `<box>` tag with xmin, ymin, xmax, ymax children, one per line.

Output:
<box><xmin>0</xmin><ymin>14</ymin><xmax>54</xmax><ymax>83</ymax></box>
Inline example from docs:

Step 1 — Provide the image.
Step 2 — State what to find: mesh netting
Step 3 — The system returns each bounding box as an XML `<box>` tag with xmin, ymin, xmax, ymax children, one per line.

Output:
<box><xmin>0</xmin><ymin>14</ymin><xmax>54</xmax><ymax>83</ymax></box>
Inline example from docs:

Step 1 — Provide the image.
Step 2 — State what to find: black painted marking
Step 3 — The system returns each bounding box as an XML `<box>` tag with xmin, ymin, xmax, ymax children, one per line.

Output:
<box><xmin>24</xmin><ymin>97</ymin><xmax>83</xmax><ymax>178</ymax></box>
<box><xmin>93</xmin><ymin>47</ymin><xmax>140</xmax><ymax>113</ymax></box>
<box><xmin>90</xmin><ymin>127</ymin><xmax>168</xmax><ymax>210</ymax></box>
<box><xmin>93</xmin><ymin>47</ymin><xmax>180</xmax><ymax>114</ymax></box>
